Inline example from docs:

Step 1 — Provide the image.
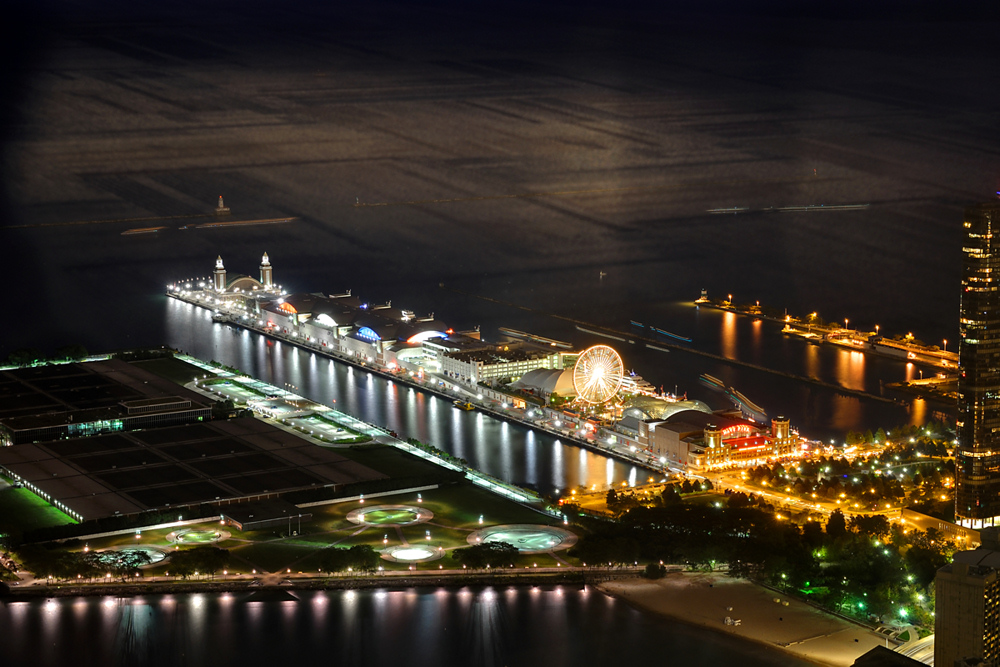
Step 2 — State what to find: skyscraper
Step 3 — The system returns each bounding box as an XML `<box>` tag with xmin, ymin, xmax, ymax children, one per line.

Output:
<box><xmin>936</xmin><ymin>527</ymin><xmax>1000</xmax><ymax>666</ymax></box>
<box><xmin>956</xmin><ymin>201</ymin><xmax>1000</xmax><ymax>528</ymax></box>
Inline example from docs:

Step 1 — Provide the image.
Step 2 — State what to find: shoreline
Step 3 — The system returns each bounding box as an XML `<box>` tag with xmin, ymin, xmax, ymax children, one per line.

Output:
<box><xmin>0</xmin><ymin>570</ymin><xmax>611</xmax><ymax>601</ymax></box>
<box><xmin>597</xmin><ymin>573</ymin><xmax>887</xmax><ymax>667</ymax></box>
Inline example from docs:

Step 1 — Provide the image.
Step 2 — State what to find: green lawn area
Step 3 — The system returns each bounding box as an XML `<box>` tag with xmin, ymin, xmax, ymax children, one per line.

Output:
<box><xmin>0</xmin><ymin>482</ymin><xmax>76</xmax><ymax>532</ymax></box>
<box><xmin>131</xmin><ymin>357</ymin><xmax>206</xmax><ymax>385</ymax></box>
<box><xmin>335</xmin><ymin>444</ymin><xmax>449</xmax><ymax>478</ymax></box>
<box><xmin>135</xmin><ymin>482</ymin><xmax>574</xmax><ymax>575</ymax></box>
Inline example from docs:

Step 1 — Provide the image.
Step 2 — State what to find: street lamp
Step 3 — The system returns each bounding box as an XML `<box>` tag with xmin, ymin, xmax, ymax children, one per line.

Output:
<box><xmin>943</xmin><ymin>339</ymin><xmax>948</xmax><ymax>352</ymax></box>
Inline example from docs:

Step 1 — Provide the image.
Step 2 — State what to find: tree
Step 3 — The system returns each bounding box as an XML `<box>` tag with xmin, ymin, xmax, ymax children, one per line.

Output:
<box><xmin>54</xmin><ymin>344</ymin><xmax>88</xmax><ymax>361</ymax></box>
<box><xmin>347</xmin><ymin>545</ymin><xmax>380</xmax><ymax>573</ymax></box>
<box><xmin>644</xmin><ymin>562</ymin><xmax>666</xmax><ymax>579</ymax></box>
<box><xmin>7</xmin><ymin>349</ymin><xmax>45</xmax><ymax>367</ymax></box>
<box><xmin>904</xmin><ymin>545</ymin><xmax>948</xmax><ymax>589</ymax></box>
<box><xmin>168</xmin><ymin>547</ymin><xmax>229</xmax><ymax>578</ymax></box>
<box><xmin>211</xmin><ymin>399</ymin><xmax>236</xmax><ymax>419</ymax></box>
<box><xmin>452</xmin><ymin>541</ymin><xmax>519</xmax><ymax>569</ymax></box>
<box><xmin>826</xmin><ymin>510</ymin><xmax>848</xmax><ymax>540</ymax></box>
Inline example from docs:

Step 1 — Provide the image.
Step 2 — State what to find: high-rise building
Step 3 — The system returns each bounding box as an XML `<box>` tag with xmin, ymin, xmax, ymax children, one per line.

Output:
<box><xmin>956</xmin><ymin>201</ymin><xmax>1000</xmax><ymax>529</ymax></box>
<box><xmin>935</xmin><ymin>528</ymin><xmax>1000</xmax><ymax>666</ymax></box>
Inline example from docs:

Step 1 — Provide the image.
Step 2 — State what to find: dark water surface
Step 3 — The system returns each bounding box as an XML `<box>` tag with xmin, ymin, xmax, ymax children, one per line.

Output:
<box><xmin>0</xmin><ymin>587</ymin><xmax>813</xmax><ymax>667</ymax></box>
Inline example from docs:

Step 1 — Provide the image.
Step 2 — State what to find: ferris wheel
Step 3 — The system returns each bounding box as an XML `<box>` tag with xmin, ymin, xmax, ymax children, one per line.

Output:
<box><xmin>573</xmin><ymin>345</ymin><xmax>625</xmax><ymax>404</ymax></box>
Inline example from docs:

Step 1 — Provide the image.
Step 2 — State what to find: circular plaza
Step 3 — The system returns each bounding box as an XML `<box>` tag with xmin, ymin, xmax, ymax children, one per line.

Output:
<box><xmin>380</xmin><ymin>544</ymin><xmax>446</xmax><ymax>563</ymax></box>
<box><xmin>167</xmin><ymin>528</ymin><xmax>230</xmax><ymax>545</ymax></box>
<box><xmin>467</xmin><ymin>524</ymin><xmax>577</xmax><ymax>554</ymax></box>
<box><xmin>347</xmin><ymin>505</ymin><xmax>433</xmax><ymax>527</ymax></box>
<box><xmin>93</xmin><ymin>545</ymin><xmax>169</xmax><ymax>569</ymax></box>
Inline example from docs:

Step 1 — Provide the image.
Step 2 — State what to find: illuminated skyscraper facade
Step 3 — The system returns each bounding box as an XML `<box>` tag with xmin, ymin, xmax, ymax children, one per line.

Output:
<box><xmin>957</xmin><ymin>202</ymin><xmax>1000</xmax><ymax>528</ymax></box>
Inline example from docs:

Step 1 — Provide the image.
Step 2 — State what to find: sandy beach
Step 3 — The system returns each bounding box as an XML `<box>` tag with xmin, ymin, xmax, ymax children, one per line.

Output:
<box><xmin>598</xmin><ymin>573</ymin><xmax>886</xmax><ymax>667</ymax></box>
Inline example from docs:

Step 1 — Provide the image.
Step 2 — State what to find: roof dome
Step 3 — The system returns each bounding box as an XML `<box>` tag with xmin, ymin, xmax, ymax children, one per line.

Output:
<box><xmin>512</xmin><ymin>368</ymin><xmax>577</xmax><ymax>396</ymax></box>
<box><xmin>622</xmin><ymin>396</ymin><xmax>712</xmax><ymax>421</ymax></box>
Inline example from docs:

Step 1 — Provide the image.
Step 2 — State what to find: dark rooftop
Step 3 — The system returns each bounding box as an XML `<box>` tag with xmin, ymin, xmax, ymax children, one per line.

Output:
<box><xmin>0</xmin><ymin>359</ymin><xmax>211</xmax><ymax>432</ymax></box>
<box><xmin>0</xmin><ymin>418</ymin><xmax>385</xmax><ymax>521</ymax></box>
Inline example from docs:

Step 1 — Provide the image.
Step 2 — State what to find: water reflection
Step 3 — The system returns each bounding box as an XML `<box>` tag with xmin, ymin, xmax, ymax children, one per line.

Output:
<box><xmin>833</xmin><ymin>350</ymin><xmax>866</xmax><ymax>392</ymax></box>
<box><xmin>5</xmin><ymin>588</ymin><xmax>815</xmax><ymax>667</ymax></box>
<box><xmin>166</xmin><ymin>300</ymin><xmax>641</xmax><ymax>495</ymax></box>
<box><xmin>721</xmin><ymin>311</ymin><xmax>737</xmax><ymax>359</ymax></box>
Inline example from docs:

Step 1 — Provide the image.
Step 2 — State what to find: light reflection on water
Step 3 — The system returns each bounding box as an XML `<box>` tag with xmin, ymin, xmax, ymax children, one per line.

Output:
<box><xmin>0</xmin><ymin>588</ymin><xmax>818</xmax><ymax>667</ymax></box>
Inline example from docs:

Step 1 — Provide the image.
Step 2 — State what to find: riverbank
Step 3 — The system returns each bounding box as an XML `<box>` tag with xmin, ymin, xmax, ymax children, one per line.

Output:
<box><xmin>598</xmin><ymin>573</ymin><xmax>885</xmax><ymax>667</ymax></box>
<box><xmin>0</xmin><ymin>570</ymin><xmax>621</xmax><ymax>600</ymax></box>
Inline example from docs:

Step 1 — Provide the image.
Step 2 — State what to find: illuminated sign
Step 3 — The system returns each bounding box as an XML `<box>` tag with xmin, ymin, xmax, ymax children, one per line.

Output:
<box><xmin>357</xmin><ymin>327</ymin><xmax>381</xmax><ymax>342</ymax></box>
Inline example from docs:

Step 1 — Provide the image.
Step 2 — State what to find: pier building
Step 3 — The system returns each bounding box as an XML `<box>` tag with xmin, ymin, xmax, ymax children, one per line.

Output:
<box><xmin>637</xmin><ymin>411</ymin><xmax>798</xmax><ymax>470</ymax></box>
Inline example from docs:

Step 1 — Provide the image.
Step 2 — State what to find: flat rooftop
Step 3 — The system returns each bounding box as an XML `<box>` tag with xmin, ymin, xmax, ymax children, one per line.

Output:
<box><xmin>0</xmin><ymin>418</ymin><xmax>385</xmax><ymax>521</ymax></box>
<box><xmin>0</xmin><ymin>359</ymin><xmax>211</xmax><ymax>431</ymax></box>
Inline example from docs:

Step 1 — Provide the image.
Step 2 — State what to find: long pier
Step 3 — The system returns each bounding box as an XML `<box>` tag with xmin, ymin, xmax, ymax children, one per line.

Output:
<box><xmin>696</xmin><ymin>298</ymin><xmax>957</xmax><ymax>371</ymax></box>
<box><xmin>439</xmin><ymin>285</ymin><xmax>901</xmax><ymax>405</ymax></box>
<box><xmin>167</xmin><ymin>292</ymin><xmax>665</xmax><ymax>480</ymax></box>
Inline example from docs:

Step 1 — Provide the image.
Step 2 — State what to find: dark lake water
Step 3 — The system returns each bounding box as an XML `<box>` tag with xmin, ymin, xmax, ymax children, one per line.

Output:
<box><xmin>0</xmin><ymin>587</ymin><xmax>813</xmax><ymax>667</ymax></box>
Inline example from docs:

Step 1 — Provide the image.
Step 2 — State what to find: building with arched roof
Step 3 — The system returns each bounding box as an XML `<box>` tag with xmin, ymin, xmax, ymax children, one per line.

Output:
<box><xmin>512</xmin><ymin>368</ymin><xmax>577</xmax><ymax>398</ymax></box>
<box><xmin>637</xmin><ymin>408</ymin><xmax>799</xmax><ymax>470</ymax></box>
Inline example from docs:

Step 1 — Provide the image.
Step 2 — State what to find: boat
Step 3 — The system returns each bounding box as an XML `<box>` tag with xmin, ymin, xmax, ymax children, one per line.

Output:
<box><xmin>453</xmin><ymin>400</ymin><xmax>475</xmax><ymax>411</ymax></box>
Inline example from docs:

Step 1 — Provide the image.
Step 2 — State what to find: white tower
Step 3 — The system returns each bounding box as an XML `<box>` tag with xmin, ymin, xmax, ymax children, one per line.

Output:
<box><xmin>213</xmin><ymin>255</ymin><xmax>227</xmax><ymax>292</ymax></box>
<box><xmin>260</xmin><ymin>252</ymin><xmax>273</xmax><ymax>288</ymax></box>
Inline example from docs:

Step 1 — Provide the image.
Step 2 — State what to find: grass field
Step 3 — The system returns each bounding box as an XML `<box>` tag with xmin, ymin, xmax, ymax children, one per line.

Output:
<box><xmin>0</xmin><ymin>482</ymin><xmax>76</xmax><ymax>532</ymax></box>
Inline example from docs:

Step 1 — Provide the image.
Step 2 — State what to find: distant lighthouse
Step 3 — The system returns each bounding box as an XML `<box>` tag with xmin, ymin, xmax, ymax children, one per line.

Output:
<box><xmin>260</xmin><ymin>252</ymin><xmax>273</xmax><ymax>288</ymax></box>
<box><xmin>213</xmin><ymin>255</ymin><xmax>227</xmax><ymax>292</ymax></box>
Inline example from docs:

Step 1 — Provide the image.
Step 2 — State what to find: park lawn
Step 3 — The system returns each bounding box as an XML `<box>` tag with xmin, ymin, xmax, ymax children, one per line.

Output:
<box><xmin>0</xmin><ymin>484</ymin><xmax>75</xmax><ymax>532</ymax></box>
<box><xmin>131</xmin><ymin>357</ymin><xmax>205</xmax><ymax>386</ymax></box>
<box><xmin>398</xmin><ymin>525</ymin><xmax>470</xmax><ymax>547</ymax></box>
<box><xmin>415</xmin><ymin>483</ymin><xmax>553</xmax><ymax>528</ymax></box>
<box><xmin>84</xmin><ymin>526</ymin><xmax>183</xmax><ymax>551</ymax></box>
<box><xmin>226</xmin><ymin>539</ymin><xmax>328</xmax><ymax>573</ymax></box>
<box><xmin>335</xmin><ymin>444</ymin><xmax>445</xmax><ymax>479</ymax></box>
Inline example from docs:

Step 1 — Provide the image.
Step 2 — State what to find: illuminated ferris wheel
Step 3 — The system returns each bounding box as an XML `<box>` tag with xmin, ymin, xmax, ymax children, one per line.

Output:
<box><xmin>573</xmin><ymin>345</ymin><xmax>625</xmax><ymax>404</ymax></box>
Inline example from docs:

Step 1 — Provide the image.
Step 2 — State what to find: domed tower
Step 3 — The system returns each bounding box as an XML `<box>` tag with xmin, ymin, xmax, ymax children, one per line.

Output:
<box><xmin>213</xmin><ymin>255</ymin><xmax>227</xmax><ymax>292</ymax></box>
<box><xmin>260</xmin><ymin>252</ymin><xmax>273</xmax><ymax>288</ymax></box>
